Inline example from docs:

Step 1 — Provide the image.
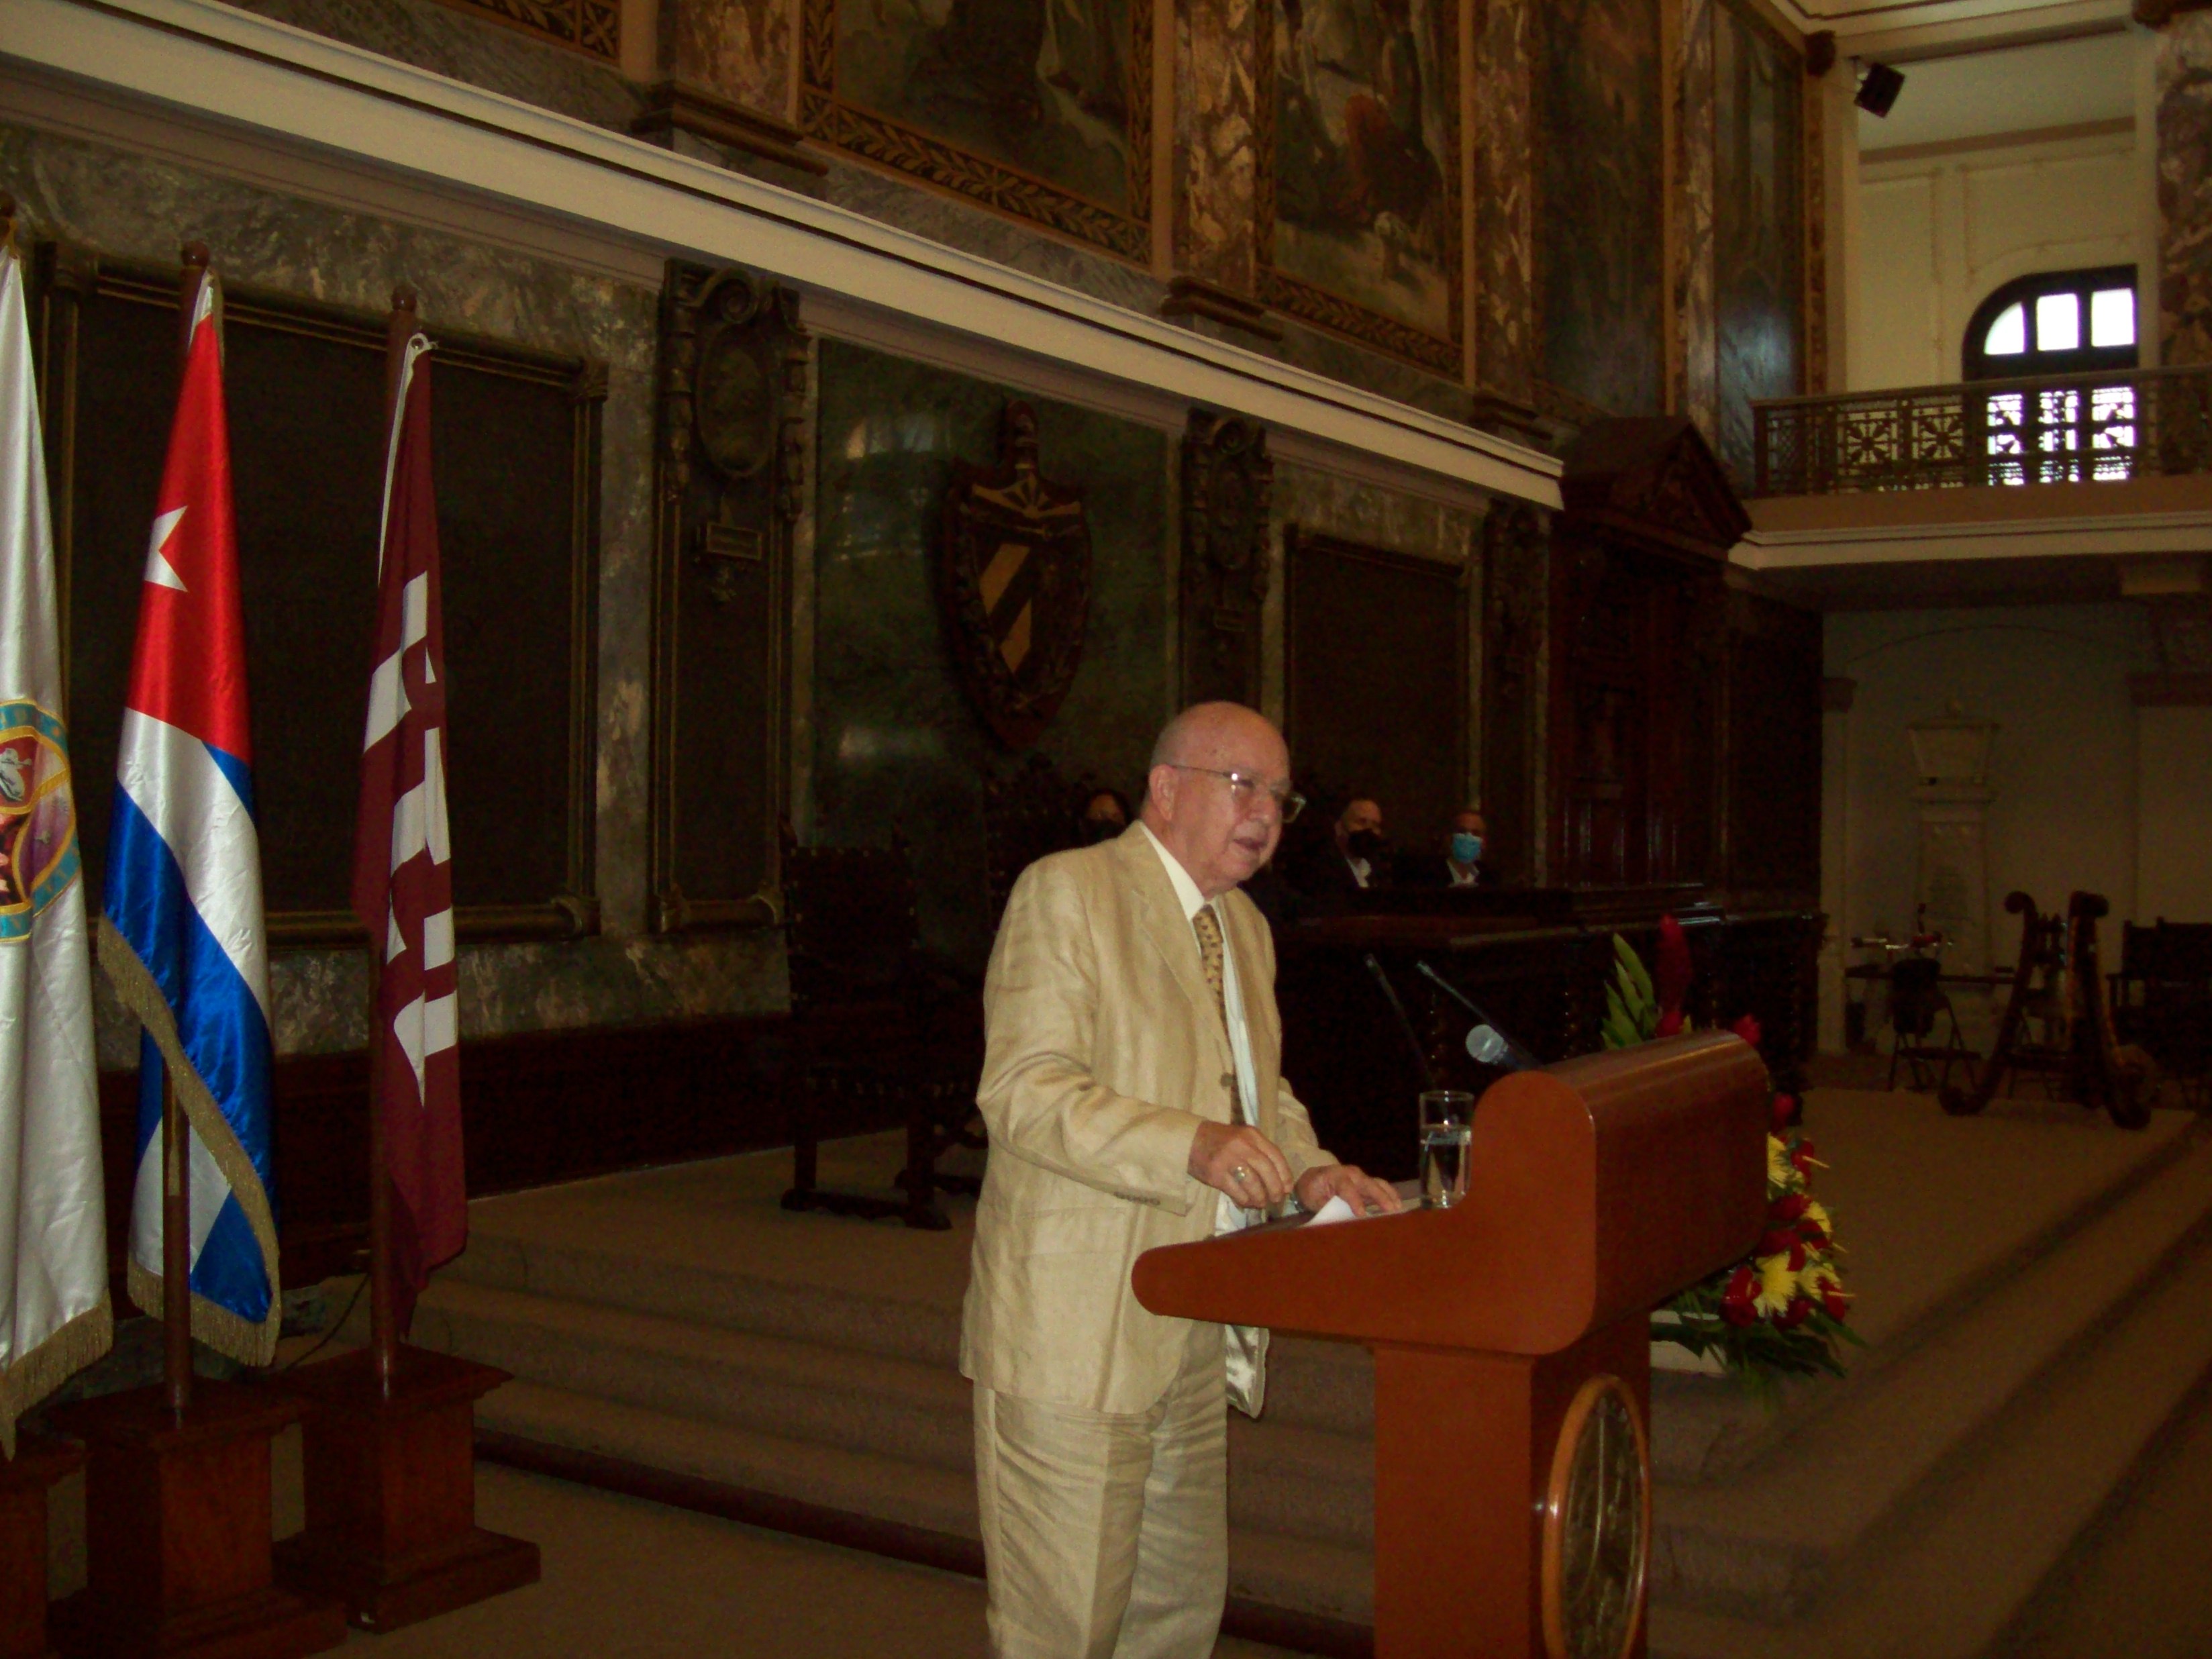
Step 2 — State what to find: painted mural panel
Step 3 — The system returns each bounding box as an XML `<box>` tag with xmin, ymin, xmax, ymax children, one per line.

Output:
<box><xmin>1256</xmin><ymin>0</ymin><xmax>1462</xmax><ymax>372</ymax></box>
<box><xmin>1712</xmin><ymin>0</ymin><xmax>1802</xmax><ymax>483</ymax></box>
<box><xmin>801</xmin><ymin>0</ymin><xmax>1152</xmax><ymax>260</ymax></box>
<box><xmin>1536</xmin><ymin>0</ymin><xmax>1664</xmax><ymax>417</ymax></box>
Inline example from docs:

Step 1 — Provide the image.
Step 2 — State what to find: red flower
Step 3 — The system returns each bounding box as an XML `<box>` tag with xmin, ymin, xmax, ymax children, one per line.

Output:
<box><xmin>1770</xmin><ymin>1093</ymin><xmax>1799</xmax><ymax>1130</ymax></box>
<box><xmin>1770</xmin><ymin>1192</ymin><xmax>1811</xmax><ymax>1225</ymax></box>
<box><xmin>1656</xmin><ymin>1008</ymin><xmax>1685</xmax><ymax>1038</ymax></box>
<box><xmin>1798</xmin><ymin>1223</ymin><xmax>1829</xmax><ymax>1252</ymax></box>
<box><xmin>1791</xmin><ymin>1140</ymin><xmax>1820</xmax><ymax>1177</ymax></box>
<box><xmin>1758</xmin><ymin>1229</ymin><xmax>1797</xmax><ymax>1258</ymax></box>
<box><xmin>1776</xmin><ymin>1295</ymin><xmax>1813</xmax><ymax>1330</ymax></box>
<box><xmin>1655</xmin><ymin>915</ymin><xmax>1694</xmax><ymax>1017</ymax></box>
<box><xmin>1821</xmin><ymin>1288</ymin><xmax>1851</xmax><ymax>1321</ymax></box>
<box><xmin>1731</xmin><ymin>1013</ymin><xmax>1764</xmax><ymax>1050</ymax></box>
<box><xmin>1721</xmin><ymin>1265</ymin><xmax>1759</xmax><ymax>1326</ymax></box>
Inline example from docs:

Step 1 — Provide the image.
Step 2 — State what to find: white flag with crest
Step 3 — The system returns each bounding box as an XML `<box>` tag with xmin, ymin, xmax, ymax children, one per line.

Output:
<box><xmin>0</xmin><ymin>239</ymin><xmax>110</xmax><ymax>1457</ymax></box>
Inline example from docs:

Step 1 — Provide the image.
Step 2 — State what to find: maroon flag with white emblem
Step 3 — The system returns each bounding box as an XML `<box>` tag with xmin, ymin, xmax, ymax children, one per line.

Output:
<box><xmin>351</xmin><ymin>317</ymin><xmax>462</xmax><ymax>1332</ymax></box>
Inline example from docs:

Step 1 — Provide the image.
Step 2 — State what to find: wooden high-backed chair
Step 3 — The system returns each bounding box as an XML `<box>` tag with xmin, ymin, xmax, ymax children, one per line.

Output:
<box><xmin>778</xmin><ymin>823</ymin><xmax>984</xmax><ymax>1229</ymax></box>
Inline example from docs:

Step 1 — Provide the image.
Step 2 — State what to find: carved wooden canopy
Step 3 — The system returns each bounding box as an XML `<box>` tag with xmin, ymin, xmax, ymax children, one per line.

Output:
<box><xmin>1558</xmin><ymin>417</ymin><xmax>1752</xmax><ymax>564</ymax></box>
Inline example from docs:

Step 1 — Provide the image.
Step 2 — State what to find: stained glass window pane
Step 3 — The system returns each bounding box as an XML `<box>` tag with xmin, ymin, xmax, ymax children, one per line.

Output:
<box><xmin>2091</xmin><ymin>289</ymin><xmax>2135</xmax><ymax>348</ymax></box>
<box><xmin>2036</xmin><ymin>293</ymin><xmax>2080</xmax><ymax>352</ymax></box>
<box><xmin>1984</xmin><ymin>303</ymin><xmax>2027</xmax><ymax>355</ymax></box>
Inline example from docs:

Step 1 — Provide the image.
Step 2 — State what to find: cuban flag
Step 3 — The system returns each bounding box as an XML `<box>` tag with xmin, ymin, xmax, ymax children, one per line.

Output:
<box><xmin>96</xmin><ymin>266</ymin><xmax>281</xmax><ymax>1366</ymax></box>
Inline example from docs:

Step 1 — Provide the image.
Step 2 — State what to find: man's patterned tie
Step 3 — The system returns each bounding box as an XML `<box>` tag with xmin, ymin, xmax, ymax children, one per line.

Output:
<box><xmin>1192</xmin><ymin>905</ymin><xmax>1246</xmax><ymax>1124</ymax></box>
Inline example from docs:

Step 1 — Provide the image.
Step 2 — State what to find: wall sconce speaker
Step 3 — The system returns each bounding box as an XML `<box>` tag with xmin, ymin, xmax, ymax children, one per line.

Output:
<box><xmin>1856</xmin><ymin>62</ymin><xmax>1905</xmax><ymax>117</ymax></box>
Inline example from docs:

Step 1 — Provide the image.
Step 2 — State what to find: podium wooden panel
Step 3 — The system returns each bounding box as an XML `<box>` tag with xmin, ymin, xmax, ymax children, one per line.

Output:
<box><xmin>1133</xmin><ymin>1032</ymin><xmax>1770</xmax><ymax>1659</ymax></box>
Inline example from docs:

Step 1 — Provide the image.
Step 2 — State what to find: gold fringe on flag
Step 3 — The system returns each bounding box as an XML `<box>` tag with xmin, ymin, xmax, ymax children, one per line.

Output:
<box><xmin>95</xmin><ymin>915</ymin><xmax>283</xmax><ymax>1368</ymax></box>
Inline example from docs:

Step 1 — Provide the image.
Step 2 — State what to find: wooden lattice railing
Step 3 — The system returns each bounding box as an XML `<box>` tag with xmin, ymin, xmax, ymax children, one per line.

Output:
<box><xmin>1750</xmin><ymin>364</ymin><xmax>2212</xmax><ymax>497</ymax></box>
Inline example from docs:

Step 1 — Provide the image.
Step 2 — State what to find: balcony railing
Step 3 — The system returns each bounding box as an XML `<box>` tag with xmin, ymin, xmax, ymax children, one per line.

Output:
<box><xmin>1750</xmin><ymin>363</ymin><xmax>2212</xmax><ymax>498</ymax></box>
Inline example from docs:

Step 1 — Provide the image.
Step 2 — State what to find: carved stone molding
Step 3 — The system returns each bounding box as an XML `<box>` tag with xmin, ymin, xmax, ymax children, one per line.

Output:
<box><xmin>431</xmin><ymin>0</ymin><xmax>618</xmax><ymax>60</ymax></box>
<box><xmin>631</xmin><ymin>81</ymin><xmax>828</xmax><ymax>177</ymax></box>
<box><xmin>649</xmin><ymin>262</ymin><xmax>808</xmax><ymax>932</ymax></box>
<box><xmin>1158</xmin><ymin>278</ymin><xmax>1284</xmax><ymax>342</ymax></box>
<box><xmin>1178</xmin><ymin>413</ymin><xmax>1274</xmax><ymax>708</ymax></box>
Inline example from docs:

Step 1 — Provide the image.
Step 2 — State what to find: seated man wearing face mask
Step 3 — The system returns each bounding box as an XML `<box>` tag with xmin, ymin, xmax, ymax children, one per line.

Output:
<box><xmin>1335</xmin><ymin>798</ymin><xmax>1389</xmax><ymax>891</ymax></box>
<box><xmin>1397</xmin><ymin>807</ymin><xmax>1489</xmax><ymax>889</ymax></box>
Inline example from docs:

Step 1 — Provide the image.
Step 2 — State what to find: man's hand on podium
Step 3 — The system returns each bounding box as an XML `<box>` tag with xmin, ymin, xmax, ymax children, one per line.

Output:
<box><xmin>1293</xmin><ymin>1162</ymin><xmax>1403</xmax><ymax>1218</ymax></box>
<box><xmin>1189</xmin><ymin>1120</ymin><xmax>1294</xmax><ymax>1208</ymax></box>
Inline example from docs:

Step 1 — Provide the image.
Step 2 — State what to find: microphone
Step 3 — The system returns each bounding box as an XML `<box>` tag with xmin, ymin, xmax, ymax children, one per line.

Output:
<box><xmin>1415</xmin><ymin>961</ymin><xmax>1539</xmax><ymax>1072</ymax></box>
<box><xmin>1362</xmin><ymin>953</ymin><xmax>1438</xmax><ymax>1092</ymax></box>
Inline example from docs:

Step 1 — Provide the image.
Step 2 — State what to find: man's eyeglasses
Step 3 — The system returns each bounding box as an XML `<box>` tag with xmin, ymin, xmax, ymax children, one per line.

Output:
<box><xmin>1168</xmin><ymin>764</ymin><xmax>1306</xmax><ymax>823</ymax></box>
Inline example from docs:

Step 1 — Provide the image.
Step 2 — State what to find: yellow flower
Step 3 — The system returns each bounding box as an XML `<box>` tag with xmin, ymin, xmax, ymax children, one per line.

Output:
<box><xmin>1767</xmin><ymin>1136</ymin><xmax>1795</xmax><ymax>1191</ymax></box>
<box><xmin>1756</xmin><ymin>1252</ymin><xmax>1797</xmax><ymax>1316</ymax></box>
<box><xmin>1805</xmin><ymin>1199</ymin><xmax>1834</xmax><ymax>1241</ymax></box>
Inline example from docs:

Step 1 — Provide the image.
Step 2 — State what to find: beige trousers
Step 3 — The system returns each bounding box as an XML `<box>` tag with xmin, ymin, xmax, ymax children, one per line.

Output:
<box><xmin>972</xmin><ymin>1323</ymin><xmax>1229</xmax><ymax>1659</ymax></box>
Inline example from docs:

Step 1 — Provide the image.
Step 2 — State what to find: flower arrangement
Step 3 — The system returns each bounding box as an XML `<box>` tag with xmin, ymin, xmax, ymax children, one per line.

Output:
<box><xmin>1607</xmin><ymin>919</ymin><xmax>1860</xmax><ymax>1400</ymax></box>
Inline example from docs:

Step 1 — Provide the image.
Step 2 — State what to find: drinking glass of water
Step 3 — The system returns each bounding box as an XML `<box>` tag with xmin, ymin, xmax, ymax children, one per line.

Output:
<box><xmin>1419</xmin><ymin>1090</ymin><xmax>1475</xmax><ymax>1209</ymax></box>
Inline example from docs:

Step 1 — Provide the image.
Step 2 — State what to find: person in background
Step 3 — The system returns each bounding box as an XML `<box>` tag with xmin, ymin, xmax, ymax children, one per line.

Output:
<box><xmin>1444</xmin><ymin>806</ymin><xmax>1486</xmax><ymax>887</ymax></box>
<box><xmin>1334</xmin><ymin>797</ymin><xmax>1389</xmax><ymax>891</ymax></box>
<box><xmin>1078</xmin><ymin>787</ymin><xmax>1132</xmax><ymax>844</ymax></box>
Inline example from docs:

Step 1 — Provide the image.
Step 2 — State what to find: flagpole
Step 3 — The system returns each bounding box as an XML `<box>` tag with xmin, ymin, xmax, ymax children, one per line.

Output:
<box><xmin>364</xmin><ymin>286</ymin><xmax>421</xmax><ymax>1401</ymax></box>
<box><xmin>161</xmin><ymin>240</ymin><xmax>215</xmax><ymax>1422</ymax></box>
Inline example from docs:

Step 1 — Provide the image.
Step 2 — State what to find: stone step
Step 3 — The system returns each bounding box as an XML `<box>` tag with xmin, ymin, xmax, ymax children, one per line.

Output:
<box><xmin>441</xmin><ymin>1228</ymin><xmax>966</xmax><ymax>1371</ymax></box>
<box><xmin>419</xmin><ymin>1274</ymin><xmax>1376</xmax><ymax>1552</ymax></box>
<box><xmin>475</xmin><ymin>1374</ymin><xmax>1375</xmax><ymax>1625</ymax></box>
<box><xmin>416</xmin><ymin>1278</ymin><xmax>975</xmax><ymax>1473</ymax></box>
<box><xmin>1649</xmin><ymin>1209</ymin><xmax>2212</xmax><ymax>1659</ymax></box>
<box><xmin>1651</xmin><ymin>1111</ymin><xmax>2211</xmax><ymax>1487</ymax></box>
<box><xmin>1652</xmin><ymin>1126</ymin><xmax>2212</xmax><ymax>1622</ymax></box>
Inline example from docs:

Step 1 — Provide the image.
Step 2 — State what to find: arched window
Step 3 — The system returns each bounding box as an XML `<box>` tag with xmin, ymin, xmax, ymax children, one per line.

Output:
<box><xmin>1964</xmin><ymin>266</ymin><xmax>2138</xmax><ymax>381</ymax></box>
<box><xmin>1962</xmin><ymin>266</ymin><xmax>2140</xmax><ymax>485</ymax></box>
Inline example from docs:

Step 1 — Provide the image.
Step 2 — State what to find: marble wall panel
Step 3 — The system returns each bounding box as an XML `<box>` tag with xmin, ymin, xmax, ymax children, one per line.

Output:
<box><xmin>1674</xmin><ymin>0</ymin><xmax>1717</xmax><ymax>440</ymax></box>
<box><xmin>664</xmin><ymin>0</ymin><xmax>795</xmax><ymax>119</ymax></box>
<box><xmin>3</xmin><ymin>122</ymin><xmax>785</xmax><ymax>1066</ymax></box>
<box><xmin>811</xmin><ymin>340</ymin><xmax>1172</xmax><ymax>967</ymax></box>
<box><xmin>1709</xmin><ymin>0</ymin><xmax>1802</xmax><ymax>485</ymax></box>
<box><xmin>1536</xmin><ymin>0</ymin><xmax>1666</xmax><ymax>419</ymax></box>
<box><xmin>1469</xmin><ymin>0</ymin><xmax>1538</xmax><ymax>412</ymax></box>
<box><xmin>1175</xmin><ymin>0</ymin><xmax>1261</xmax><ymax>293</ymax></box>
<box><xmin>231</xmin><ymin>0</ymin><xmax>641</xmax><ymax>134</ymax></box>
<box><xmin>2158</xmin><ymin>12</ymin><xmax>2212</xmax><ymax>366</ymax></box>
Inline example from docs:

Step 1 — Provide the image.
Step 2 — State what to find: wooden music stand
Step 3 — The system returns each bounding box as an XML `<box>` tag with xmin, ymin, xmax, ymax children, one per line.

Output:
<box><xmin>1132</xmin><ymin>1032</ymin><xmax>1771</xmax><ymax>1659</ymax></box>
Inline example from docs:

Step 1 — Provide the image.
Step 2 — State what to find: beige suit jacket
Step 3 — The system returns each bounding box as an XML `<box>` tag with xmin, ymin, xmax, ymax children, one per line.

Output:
<box><xmin>959</xmin><ymin>824</ymin><xmax>1331</xmax><ymax>1414</ymax></box>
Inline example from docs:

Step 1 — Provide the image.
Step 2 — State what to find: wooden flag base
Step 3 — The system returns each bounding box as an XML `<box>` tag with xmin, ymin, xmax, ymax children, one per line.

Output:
<box><xmin>272</xmin><ymin>1346</ymin><xmax>538</xmax><ymax>1633</ymax></box>
<box><xmin>1</xmin><ymin>1432</ymin><xmax>85</xmax><ymax>1659</ymax></box>
<box><xmin>47</xmin><ymin>1382</ymin><xmax>345</xmax><ymax>1659</ymax></box>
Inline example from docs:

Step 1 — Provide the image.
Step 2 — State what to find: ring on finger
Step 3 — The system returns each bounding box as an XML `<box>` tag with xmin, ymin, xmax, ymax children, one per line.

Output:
<box><xmin>1231</xmin><ymin>1164</ymin><xmax>1251</xmax><ymax>1186</ymax></box>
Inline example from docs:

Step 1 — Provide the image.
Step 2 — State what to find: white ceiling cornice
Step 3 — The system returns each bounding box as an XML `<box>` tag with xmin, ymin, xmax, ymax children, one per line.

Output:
<box><xmin>1768</xmin><ymin>0</ymin><xmax>2128</xmax><ymax>55</ymax></box>
<box><xmin>1</xmin><ymin>0</ymin><xmax>1562</xmax><ymax>507</ymax></box>
<box><xmin>1735</xmin><ymin>509</ymin><xmax>2212</xmax><ymax>568</ymax></box>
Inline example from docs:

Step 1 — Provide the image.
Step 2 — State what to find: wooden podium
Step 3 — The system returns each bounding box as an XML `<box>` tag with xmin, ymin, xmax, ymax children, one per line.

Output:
<box><xmin>1132</xmin><ymin>1032</ymin><xmax>1770</xmax><ymax>1659</ymax></box>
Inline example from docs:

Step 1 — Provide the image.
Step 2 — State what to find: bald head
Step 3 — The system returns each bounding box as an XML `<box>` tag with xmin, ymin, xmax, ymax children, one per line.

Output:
<box><xmin>1150</xmin><ymin>701</ymin><xmax>1283</xmax><ymax>770</ymax></box>
<box><xmin>1141</xmin><ymin>703</ymin><xmax>1292</xmax><ymax>898</ymax></box>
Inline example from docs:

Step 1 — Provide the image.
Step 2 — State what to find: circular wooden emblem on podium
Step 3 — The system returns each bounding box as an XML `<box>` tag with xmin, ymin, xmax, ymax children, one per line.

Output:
<box><xmin>1540</xmin><ymin>1372</ymin><xmax>1651</xmax><ymax>1659</ymax></box>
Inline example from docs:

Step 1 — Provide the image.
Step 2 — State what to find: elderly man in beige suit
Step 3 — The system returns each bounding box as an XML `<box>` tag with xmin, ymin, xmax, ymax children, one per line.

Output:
<box><xmin>962</xmin><ymin>702</ymin><xmax>1400</xmax><ymax>1659</ymax></box>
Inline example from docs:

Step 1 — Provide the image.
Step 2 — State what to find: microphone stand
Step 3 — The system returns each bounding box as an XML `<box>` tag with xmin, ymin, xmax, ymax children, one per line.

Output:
<box><xmin>1415</xmin><ymin>960</ymin><xmax>1542</xmax><ymax>1071</ymax></box>
<box><xmin>1364</xmin><ymin>953</ymin><xmax>1438</xmax><ymax>1092</ymax></box>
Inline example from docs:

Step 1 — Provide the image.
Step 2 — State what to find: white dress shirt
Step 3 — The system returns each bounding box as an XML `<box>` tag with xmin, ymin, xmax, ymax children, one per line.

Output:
<box><xmin>1139</xmin><ymin>823</ymin><xmax>1261</xmax><ymax>1141</ymax></box>
<box><xmin>1140</xmin><ymin>823</ymin><xmax>1270</xmax><ymax>1413</ymax></box>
